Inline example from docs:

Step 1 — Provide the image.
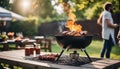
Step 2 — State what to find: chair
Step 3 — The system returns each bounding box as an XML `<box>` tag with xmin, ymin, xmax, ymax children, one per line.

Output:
<box><xmin>15</xmin><ymin>39</ymin><xmax>36</xmax><ymax>49</ymax></box>
<box><xmin>36</xmin><ymin>38</ymin><xmax>52</xmax><ymax>52</ymax></box>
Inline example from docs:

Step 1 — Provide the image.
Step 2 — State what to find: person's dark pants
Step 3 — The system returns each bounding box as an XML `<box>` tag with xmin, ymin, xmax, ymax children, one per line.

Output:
<box><xmin>0</xmin><ymin>64</ymin><xmax>4</xmax><ymax>69</ymax></box>
<box><xmin>100</xmin><ymin>35</ymin><xmax>114</xmax><ymax>58</ymax></box>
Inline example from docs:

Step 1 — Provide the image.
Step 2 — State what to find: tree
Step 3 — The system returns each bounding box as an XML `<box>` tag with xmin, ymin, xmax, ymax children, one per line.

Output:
<box><xmin>1</xmin><ymin>0</ymin><xmax>119</xmax><ymax>21</ymax></box>
<box><xmin>58</xmin><ymin>0</ymin><xmax>120</xmax><ymax>20</ymax></box>
<box><xmin>0</xmin><ymin>0</ymin><xmax>10</xmax><ymax>9</ymax></box>
<box><xmin>11</xmin><ymin>0</ymin><xmax>55</xmax><ymax>18</ymax></box>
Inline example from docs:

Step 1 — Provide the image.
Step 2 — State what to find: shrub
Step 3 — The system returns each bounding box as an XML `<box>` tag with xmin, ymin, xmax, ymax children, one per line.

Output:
<box><xmin>9</xmin><ymin>20</ymin><xmax>38</xmax><ymax>37</ymax></box>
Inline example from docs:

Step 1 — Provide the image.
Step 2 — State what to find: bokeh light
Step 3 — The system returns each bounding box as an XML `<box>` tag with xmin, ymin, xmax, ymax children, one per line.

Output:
<box><xmin>21</xmin><ymin>0</ymin><xmax>31</xmax><ymax>10</ymax></box>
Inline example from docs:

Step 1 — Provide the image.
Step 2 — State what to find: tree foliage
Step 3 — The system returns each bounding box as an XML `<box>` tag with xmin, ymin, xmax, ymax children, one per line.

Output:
<box><xmin>11</xmin><ymin>0</ymin><xmax>55</xmax><ymax>18</ymax></box>
<box><xmin>0</xmin><ymin>0</ymin><xmax>10</xmax><ymax>9</ymax></box>
<box><xmin>10</xmin><ymin>20</ymin><xmax>37</xmax><ymax>36</ymax></box>
<box><xmin>58</xmin><ymin>0</ymin><xmax>120</xmax><ymax>20</ymax></box>
<box><xmin>0</xmin><ymin>0</ymin><xmax>119</xmax><ymax>21</ymax></box>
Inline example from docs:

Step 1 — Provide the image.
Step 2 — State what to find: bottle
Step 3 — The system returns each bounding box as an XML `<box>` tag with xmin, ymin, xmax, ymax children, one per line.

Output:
<box><xmin>30</xmin><ymin>46</ymin><xmax>35</xmax><ymax>55</ymax></box>
<box><xmin>70</xmin><ymin>51</ymin><xmax>79</xmax><ymax>60</ymax></box>
<box><xmin>35</xmin><ymin>44</ymin><xmax>41</xmax><ymax>55</ymax></box>
<box><xmin>25</xmin><ymin>46</ymin><xmax>31</xmax><ymax>56</ymax></box>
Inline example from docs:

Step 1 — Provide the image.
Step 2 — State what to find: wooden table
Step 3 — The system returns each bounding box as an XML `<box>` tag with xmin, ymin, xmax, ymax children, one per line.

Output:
<box><xmin>0</xmin><ymin>38</ymin><xmax>52</xmax><ymax>52</ymax></box>
<box><xmin>0</xmin><ymin>39</ymin><xmax>36</xmax><ymax>51</ymax></box>
<box><xmin>0</xmin><ymin>41</ymin><xmax>9</xmax><ymax>51</ymax></box>
<box><xmin>0</xmin><ymin>50</ymin><xmax>120</xmax><ymax>69</ymax></box>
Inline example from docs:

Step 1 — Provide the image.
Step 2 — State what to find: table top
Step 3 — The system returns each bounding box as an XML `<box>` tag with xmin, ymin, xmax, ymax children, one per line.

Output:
<box><xmin>0</xmin><ymin>50</ymin><xmax>120</xmax><ymax>69</ymax></box>
<box><xmin>0</xmin><ymin>39</ymin><xmax>36</xmax><ymax>43</ymax></box>
<box><xmin>0</xmin><ymin>50</ymin><xmax>81</xmax><ymax>69</ymax></box>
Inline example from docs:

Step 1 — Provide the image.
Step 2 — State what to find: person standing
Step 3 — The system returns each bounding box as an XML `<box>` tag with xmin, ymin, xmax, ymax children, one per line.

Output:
<box><xmin>117</xmin><ymin>28</ymin><xmax>120</xmax><ymax>46</ymax></box>
<box><xmin>97</xmin><ymin>2</ymin><xmax>118</xmax><ymax>59</ymax></box>
<box><xmin>0</xmin><ymin>21</ymin><xmax>7</xmax><ymax>33</ymax></box>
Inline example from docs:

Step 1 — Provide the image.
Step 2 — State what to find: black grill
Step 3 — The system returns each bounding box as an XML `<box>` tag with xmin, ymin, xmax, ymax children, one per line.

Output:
<box><xmin>55</xmin><ymin>34</ymin><xmax>93</xmax><ymax>61</ymax></box>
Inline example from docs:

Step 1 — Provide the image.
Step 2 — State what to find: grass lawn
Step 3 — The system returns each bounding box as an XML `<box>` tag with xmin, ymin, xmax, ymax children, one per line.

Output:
<box><xmin>0</xmin><ymin>40</ymin><xmax>120</xmax><ymax>60</ymax></box>
<box><xmin>52</xmin><ymin>40</ymin><xmax>120</xmax><ymax>60</ymax></box>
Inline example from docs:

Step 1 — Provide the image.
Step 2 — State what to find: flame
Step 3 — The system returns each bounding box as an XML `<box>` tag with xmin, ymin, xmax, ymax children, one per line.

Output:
<box><xmin>61</xmin><ymin>2</ymin><xmax>85</xmax><ymax>36</ymax></box>
<box><xmin>66</xmin><ymin>9</ymin><xmax>82</xmax><ymax>33</ymax></box>
<box><xmin>66</xmin><ymin>20</ymin><xmax>82</xmax><ymax>33</ymax></box>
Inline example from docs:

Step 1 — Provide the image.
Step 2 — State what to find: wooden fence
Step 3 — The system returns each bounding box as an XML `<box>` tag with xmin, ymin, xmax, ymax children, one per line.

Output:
<box><xmin>38</xmin><ymin>20</ymin><xmax>119</xmax><ymax>40</ymax></box>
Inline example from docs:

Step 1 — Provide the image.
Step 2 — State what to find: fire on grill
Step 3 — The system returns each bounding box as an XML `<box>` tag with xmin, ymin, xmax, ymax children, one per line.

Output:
<box><xmin>62</xmin><ymin>30</ymin><xmax>88</xmax><ymax>36</ymax></box>
<box><xmin>61</xmin><ymin>8</ymin><xmax>88</xmax><ymax>36</ymax></box>
<box><xmin>55</xmin><ymin>2</ymin><xmax>93</xmax><ymax>62</ymax></box>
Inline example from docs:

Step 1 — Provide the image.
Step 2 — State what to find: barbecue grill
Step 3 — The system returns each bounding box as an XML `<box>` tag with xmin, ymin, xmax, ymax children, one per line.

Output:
<box><xmin>55</xmin><ymin>34</ymin><xmax>93</xmax><ymax>62</ymax></box>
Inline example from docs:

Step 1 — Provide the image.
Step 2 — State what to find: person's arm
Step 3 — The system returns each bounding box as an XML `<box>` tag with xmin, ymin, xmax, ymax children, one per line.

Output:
<box><xmin>117</xmin><ymin>34</ymin><xmax>120</xmax><ymax>40</ymax></box>
<box><xmin>105</xmin><ymin>19</ymin><xmax>118</xmax><ymax>28</ymax></box>
<box><xmin>97</xmin><ymin>13</ymin><xmax>103</xmax><ymax>26</ymax></box>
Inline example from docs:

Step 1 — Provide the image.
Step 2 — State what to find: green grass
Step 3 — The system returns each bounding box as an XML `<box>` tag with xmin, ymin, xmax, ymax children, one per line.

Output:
<box><xmin>52</xmin><ymin>40</ymin><xmax>120</xmax><ymax>60</ymax></box>
<box><xmin>1</xmin><ymin>40</ymin><xmax>120</xmax><ymax>60</ymax></box>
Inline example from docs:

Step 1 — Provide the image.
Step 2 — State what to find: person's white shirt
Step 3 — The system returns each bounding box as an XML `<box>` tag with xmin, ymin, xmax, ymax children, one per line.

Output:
<box><xmin>102</xmin><ymin>10</ymin><xmax>116</xmax><ymax>44</ymax></box>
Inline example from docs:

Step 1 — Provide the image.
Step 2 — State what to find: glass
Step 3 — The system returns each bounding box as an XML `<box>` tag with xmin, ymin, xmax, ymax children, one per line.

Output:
<box><xmin>25</xmin><ymin>47</ymin><xmax>31</xmax><ymax>56</ymax></box>
<box><xmin>35</xmin><ymin>47</ymin><xmax>40</xmax><ymax>55</ymax></box>
<box><xmin>25</xmin><ymin>45</ymin><xmax>34</xmax><ymax>56</ymax></box>
<box><xmin>30</xmin><ymin>47</ymin><xmax>35</xmax><ymax>55</ymax></box>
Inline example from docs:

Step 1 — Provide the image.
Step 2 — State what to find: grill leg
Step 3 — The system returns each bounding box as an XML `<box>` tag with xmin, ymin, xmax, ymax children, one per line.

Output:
<box><xmin>56</xmin><ymin>48</ymin><xmax>65</xmax><ymax>61</ymax></box>
<box><xmin>82</xmin><ymin>49</ymin><xmax>92</xmax><ymax>62</ymax></box>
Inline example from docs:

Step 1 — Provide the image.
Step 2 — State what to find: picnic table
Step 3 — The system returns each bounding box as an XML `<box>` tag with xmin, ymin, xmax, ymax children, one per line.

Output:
<box><xmin>0</xmin><ymin>38</ymin><xmax>52</xmax><ymax>52</ymax></box>
<box><xmin>0</xmin><ymin>39</ymin><xmax>36</xmax><ymax>51</ymax></box>
<box><xmin>0</xmin><ymin>41</ymin><xmax>9</xmax><ymax>51</ymax></box>
<box><xmin>0</xmin><ymin>50</ymin><xmax>120</xmax><ymax>69</ymax></box>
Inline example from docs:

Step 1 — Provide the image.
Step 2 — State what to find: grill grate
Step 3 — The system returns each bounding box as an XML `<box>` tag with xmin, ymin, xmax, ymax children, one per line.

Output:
<box><xmin>25</xmin><ymin>55</ymin><xmax>101</xmax><ymax>66</ymax></box>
